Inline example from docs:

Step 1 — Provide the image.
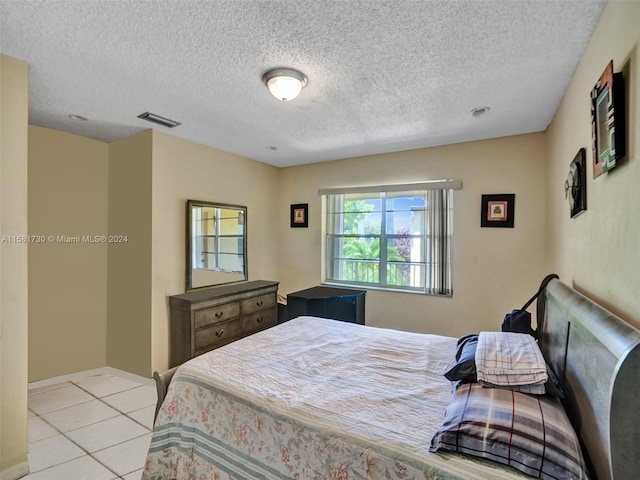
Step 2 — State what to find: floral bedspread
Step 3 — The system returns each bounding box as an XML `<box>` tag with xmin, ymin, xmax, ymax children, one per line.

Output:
<box><xmin>142</xmin><ymin>316</ymin><xmax>531</xmax><ymax>480</ymax></box>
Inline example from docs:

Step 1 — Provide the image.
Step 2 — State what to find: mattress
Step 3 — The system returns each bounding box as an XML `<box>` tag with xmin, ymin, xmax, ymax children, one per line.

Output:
<box><xmin>143</xmin><ymin>316</ymin><xmax>531</xmax><ymax>479</ymax></box>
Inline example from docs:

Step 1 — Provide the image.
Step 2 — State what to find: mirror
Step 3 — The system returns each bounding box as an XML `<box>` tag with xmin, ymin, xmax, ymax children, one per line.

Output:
<box><xmin>187</xmin><ymin>200</ymin><xmax>247</xmax><ymax>290</ymax></box>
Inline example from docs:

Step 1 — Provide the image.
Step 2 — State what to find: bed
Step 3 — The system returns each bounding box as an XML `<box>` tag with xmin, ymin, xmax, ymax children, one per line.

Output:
<box><xmin>143</xmin><ymin>278</ymin><xmax>640</xmax><ymax>480</ymax></box>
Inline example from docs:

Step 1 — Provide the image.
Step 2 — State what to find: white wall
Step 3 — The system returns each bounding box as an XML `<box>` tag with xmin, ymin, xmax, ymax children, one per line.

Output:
<box><xmin>278</xmin><ymin>133</ymin><xmax>549</xmax><ymax>338</ymax></box>
<box><xmin>546</xmin><ymin>0</ymin><xmax>640</xmax><ymax>327</ymax></box>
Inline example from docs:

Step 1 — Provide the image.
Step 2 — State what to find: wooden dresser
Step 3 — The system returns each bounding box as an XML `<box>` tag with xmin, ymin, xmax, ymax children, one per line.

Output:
<box><xmin>169</xmin><ymin>280</ymin><xmax>279</xmax><ymax>367</ymax></box>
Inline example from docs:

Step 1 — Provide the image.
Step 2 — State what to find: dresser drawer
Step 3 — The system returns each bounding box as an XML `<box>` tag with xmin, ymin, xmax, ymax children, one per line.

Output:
<box><xmin>242</xmin><ymin>309</ymin><xmax>277</xmax><ymax>335</ymax></box>
<box><xmin>194</xmin><ymin>302</ymin><xmax>240</xmax><ymax>329</ymax></box>
<box><xmin>241</xmin><ymin>293</ymin><xmax>276</xmax><ymax>315</ymax></box>
<box><xmin>194</xmin><ymin>319</ymin><xmax>243</xmax><ymax>350</ymax></box>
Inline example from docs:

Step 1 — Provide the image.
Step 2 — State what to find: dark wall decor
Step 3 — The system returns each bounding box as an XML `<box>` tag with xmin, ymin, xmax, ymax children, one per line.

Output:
<box><xmin>481</xmin><ymin>194</ymin><xmax>515</xmax><ymax>228</ymax></box>
<box><xmin>591</xmin><ymin>60</ymin><xmax>626</xmax><ymax>178</ymax></box>
<box><xmin>565</xmin><ymin>148</ymin><xmax>587</xmax><ymax>218</ymax></box>
<box><xmin>290</xmin><ymin>203</ymin><xmax>308</xmax><ymax>228</ymax></box>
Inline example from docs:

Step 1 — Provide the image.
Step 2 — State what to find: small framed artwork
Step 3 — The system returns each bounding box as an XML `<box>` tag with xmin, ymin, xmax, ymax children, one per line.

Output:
<box><xmin>481</xmin><ymin>194</ymin><xmax>515</xmax><ymax>228</ymax></box>
<box><xmin>564</xmin><ymin>148</ymin><xmax>587</xmax><ymax>218</ymax></box>
<box><xmin>591</xmin><ymin>60</ymin><xmax>626</xmax><ymax>178</ymax></box>
<box><xmin>290</xmin><ymin>203</ymin><xmax>308</xmax><ymax>228</ymax></box>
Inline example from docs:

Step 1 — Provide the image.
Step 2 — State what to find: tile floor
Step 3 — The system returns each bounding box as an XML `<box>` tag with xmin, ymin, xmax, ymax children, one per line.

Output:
<box><xmin>25</xmin><ymin>369</ymin><xmax>157</xmax><ymax>480</ymax></box>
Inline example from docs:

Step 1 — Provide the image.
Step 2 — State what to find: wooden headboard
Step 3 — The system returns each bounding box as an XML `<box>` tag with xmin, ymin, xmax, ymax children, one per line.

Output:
<box><xmin>537</xmin><ymin>278</ymin><xmax>640</xmax><ymax>480</ymax></box>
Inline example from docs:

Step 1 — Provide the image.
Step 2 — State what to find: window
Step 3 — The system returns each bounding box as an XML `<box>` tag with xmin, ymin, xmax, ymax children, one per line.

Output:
<box><xmin>323</xmin><ymin>183</ymin><xmax>456</xmax><ymax>295</ymax></box>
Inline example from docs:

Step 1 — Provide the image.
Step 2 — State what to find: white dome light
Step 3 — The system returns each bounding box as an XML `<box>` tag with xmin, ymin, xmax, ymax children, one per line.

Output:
<box><xmin>262</xmin><ymin>68</ymin><xmax>308</xmax><ymax>102</ymax></box>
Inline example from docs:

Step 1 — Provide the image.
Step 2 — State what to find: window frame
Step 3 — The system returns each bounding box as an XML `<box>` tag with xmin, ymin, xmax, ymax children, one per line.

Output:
<box><xmin>320</xmin><ymin>181</ymin><xmax>459</xmax><ymax>296</ymax></box>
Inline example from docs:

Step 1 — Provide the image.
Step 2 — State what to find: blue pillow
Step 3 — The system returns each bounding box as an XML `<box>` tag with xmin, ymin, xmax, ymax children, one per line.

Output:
<box><xmin>444</xmin><ymin>334</ymin><xmax>478</xmax><ymax>383</ymax></box>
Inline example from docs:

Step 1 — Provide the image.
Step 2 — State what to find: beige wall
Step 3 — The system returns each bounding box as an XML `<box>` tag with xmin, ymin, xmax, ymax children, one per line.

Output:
<box><xmin>150</xmin><ymin>131</ymin><xmax>280</xmax><ymax>373</ymax></box>
<box><xmin>28</xmin><ymin>126</ymin><xmax>109</xmax><ymax>381</ymax></box>
<box><xmin>107</xmin><ymin>131</ymin><xmax>153</xmax><ymax>377</ymax></box>
<box><xmin>546</xmin><ymin>0</ymin><xmax>640</xmax><ymax>328</ymax></box>
<box><xmin>279</xmin><ymin>133</ymin><xmax>549</xmax><ymax>337</ymax></box>
<box><xmin>24</xmin><ymin>126</ymin><xmax>281</xmax><ymax>378</ymax></box>
<box><xmin>0</xmin><ymin>54</ymin><xmax>29</xmax><ymax>480</ymax></box>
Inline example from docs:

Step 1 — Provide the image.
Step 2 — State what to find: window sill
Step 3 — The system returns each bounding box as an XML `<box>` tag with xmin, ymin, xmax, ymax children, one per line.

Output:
<box><xmin>322</xmin><ymin>281</ymin><xmax>452</xmax><ymax>297</ymax></box>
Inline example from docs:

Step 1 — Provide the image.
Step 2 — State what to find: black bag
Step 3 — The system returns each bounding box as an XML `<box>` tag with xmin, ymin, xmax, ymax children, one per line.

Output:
<box><xmin>501</xmin><ymin>274</ymin><xmax>559</xmax><ymax>338</ymax></box>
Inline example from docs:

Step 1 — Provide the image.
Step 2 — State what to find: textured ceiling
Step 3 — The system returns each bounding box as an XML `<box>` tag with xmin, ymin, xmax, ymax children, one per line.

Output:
<box><xmin>0</xmin><ymin>0</ymin><xmax>606</xmax><ymax>167</ymax></box>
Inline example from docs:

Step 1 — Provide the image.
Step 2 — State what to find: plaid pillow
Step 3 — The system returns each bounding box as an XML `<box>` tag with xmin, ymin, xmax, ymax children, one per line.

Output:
<box><xmin>475</xmin><ymin>331</ymin><xmax>548</xmax><ymax>387</ymax></box>
<box><xmin>430</xmin><ymin>383</ymin><xmax>589</xmax><ymax>479</ymax></box>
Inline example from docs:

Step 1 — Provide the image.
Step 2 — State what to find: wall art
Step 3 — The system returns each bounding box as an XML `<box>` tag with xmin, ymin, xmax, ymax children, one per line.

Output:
<box><xmin>481</xmin><ymin>194</ymin><xmax>515</xmax><ymax>228</ymax></box>
<box><xmin>591</xmin><ymin>60</ymin><xmax>626</xmax><ymax>178</ymax></box>
<box><xmin>290</xmin><ymin>203</ymin><xmax>308</xmax><ymax>228</ymax></box>
<box><xmin>564</xmin><ymin>148</ymin><xmax>587</xmax><ymax>218</ymax></box>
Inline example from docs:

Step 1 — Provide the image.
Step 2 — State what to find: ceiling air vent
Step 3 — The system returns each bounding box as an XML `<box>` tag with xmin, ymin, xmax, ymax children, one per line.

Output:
<box><xmin>137</xmin><ymin>112</ymin><xmax>181</xmax><ymax>128</ymax></box>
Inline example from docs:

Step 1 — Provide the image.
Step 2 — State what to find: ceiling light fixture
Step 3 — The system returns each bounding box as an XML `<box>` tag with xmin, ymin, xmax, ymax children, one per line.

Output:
<box><xmin>262</xmin><ymin>68</ymin><xmax>308</xmax><ymax>102</ymax></box>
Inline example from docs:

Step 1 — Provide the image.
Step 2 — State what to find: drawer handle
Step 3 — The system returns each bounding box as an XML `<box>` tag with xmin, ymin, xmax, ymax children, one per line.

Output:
<box><xmin>215</xmin><ymin>311</ymin><xmax>224</xmax><ymax>319</ymax></box>
<box><xmin>215</xmin><ymin>329</ymin><xmax>224</xmax><ymax>337</ymax></box>
<box><xmin>256</xmin><ymin>316</ymin><xmax>263</xmax><ymax>323</ymax></box>
<box><xmin>256</xmin><ymin>300</ymin><xmax>263</xmax><ymax>307</ymax></box>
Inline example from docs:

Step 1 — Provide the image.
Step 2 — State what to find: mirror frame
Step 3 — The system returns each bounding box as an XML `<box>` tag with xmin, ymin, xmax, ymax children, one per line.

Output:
<box><xmin>186</xmin><ymin>199</ymin><xmax>248</xmax><ymax>291</ymax></box>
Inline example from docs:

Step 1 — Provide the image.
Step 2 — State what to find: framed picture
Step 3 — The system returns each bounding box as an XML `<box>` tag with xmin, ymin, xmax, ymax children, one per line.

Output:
<box><xmin>481</xmin><ymin>194</ymin><xmax>515</xmax><ymax>228</ymax></box>
<box><xmin>290</xmin><ymin>203</ymin><xmax>308</xmax><ymax>228</ymax></box>
<box><xmin>591</xmin><ymin>60</ymin><xmax>626</xmax><ymax>178</ymax></box>
<box><xmin>565</xmin><ymin>148</ymin><xmax>587</xmax><ymax>218</ymax></box>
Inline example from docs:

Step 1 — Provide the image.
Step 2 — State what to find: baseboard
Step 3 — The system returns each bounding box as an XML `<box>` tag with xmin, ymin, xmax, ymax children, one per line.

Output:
<box><xmin>101</xmin><ymin>366</ymin><xmax>154</xmax><ymax>385</ymax></box>
<box><xmin>0</xmin><ymin>461</ymin><xmax>29</xmax><ymax>480</ymax></box>
<box><xmin>28</xmin><ymin>366</ymin><xmax>153</xmax><ymax>391</ymax></box>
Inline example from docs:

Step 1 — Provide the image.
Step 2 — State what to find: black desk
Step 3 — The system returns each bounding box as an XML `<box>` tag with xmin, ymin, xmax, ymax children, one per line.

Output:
<box><xmin>286</xmin><ymin>286</ymin><xmax>366</xmax><ymax>324</ymax></box>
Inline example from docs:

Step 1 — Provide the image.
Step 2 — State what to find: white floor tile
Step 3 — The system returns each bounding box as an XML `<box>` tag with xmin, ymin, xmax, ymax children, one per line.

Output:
<box><xmin>28</xmin><ymin>416</ymin><xmax>59</xmax><ymax>443</ymax></box>
<box><xmin>28</xmin><ymin>381</ymin><xmax>72</xmax><ymax>396</ymax></box>
<box><xmin>41</xmin><ymin>399</ymin><xmax>120</xmax><ymax>433</ymax></box>
<box><xmin>28</xmin><ymin>384</ymin><xmax>94</xmax><ymax>415</ymax></box>
<box><xmin>122</xmin><ymin>469</ymin><xmax>144</xmax><ymax>480</ymax></box>
<box><xmin>27</xmin><ymin>371</ymin><xmax>154</xmax><ymax>479</ymax></box>
<box><xmin>101</xmin><ymin>385</ymin><xmax>156</xmax><ymax>413</ymax></box>
<box><xmin>75</xmin><ymin>374</ymin><xmax>143</xmax><ymax>398</ymax></box>
<box><xmin>127</xmin><ymin>405</ymin><xmax>155</xmax><ymax>430</ymax></box>
<box><xmin>27</xmin><ymin>434</ymin><xmax>85</xmax><ymax>472</ymax></box>
<box><xmin>92</xmin><ymin>433</ymin><xmax>152</xmax><ymax>477</ymax></box>
<box><xmin>66</xmin><ymin>415</ymin><xmax>149</xmax><ymax>453</ymax></box>
<box><xmin>21</xmin><ymin>455</ymin><xmax>117</xmax><ymax>480</ymax></box>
